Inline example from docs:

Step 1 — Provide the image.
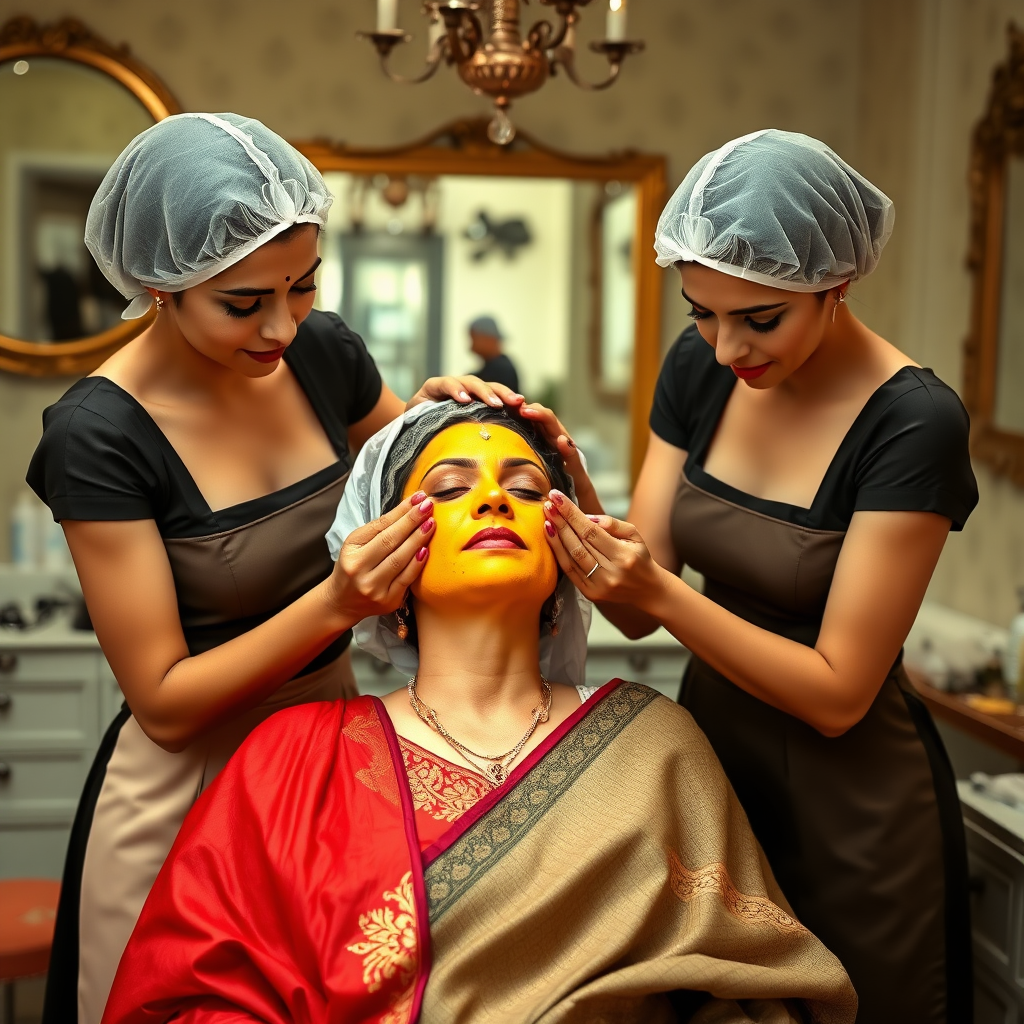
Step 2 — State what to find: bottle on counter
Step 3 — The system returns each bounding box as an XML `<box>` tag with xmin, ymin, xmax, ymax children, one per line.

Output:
<box><xmin>1003</xmin><ymin>586</ymin><xmax>1024</xmax><ymax>701</ymax></box>
<box><xmin>39</xmin><ymin>509</ymin><xmax>71</xmax><ymax>571</ymax></box>
<box><xmin>10</xmin><ymin>490</ymin><xmax>39</xmax><ymax>569</ymax></box>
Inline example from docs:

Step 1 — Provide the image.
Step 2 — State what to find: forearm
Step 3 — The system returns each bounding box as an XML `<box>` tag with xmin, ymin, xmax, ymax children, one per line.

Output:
<box><xmin>642</xmin><ymin>570</ymin><xmax>868</xmax><ymax>735</ymax></box>
<box><xmin>594</xmin><ymin>600</ymin><xmax>662</xmax><ymax>640</ymax></box>
<box><xmin>131</xmin><ymin>581</ymin><xmax>352</xmax><ymax>750</ymax></box>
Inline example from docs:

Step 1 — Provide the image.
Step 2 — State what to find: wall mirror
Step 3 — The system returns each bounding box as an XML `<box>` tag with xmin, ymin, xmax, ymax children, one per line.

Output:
<box><xmin>298</xmin><ymin>121</ymin><xmax>665</xmax><ymax>511</ymax></box>
<box><xmin>0</xmin><ymin>17</ymin><xmax>180</xmax><ymax>377</ymax></box>
<box><xmin>964</xmin><ymin>23</ymin><xmax>1024</xmax><ymax>484</ymax></box>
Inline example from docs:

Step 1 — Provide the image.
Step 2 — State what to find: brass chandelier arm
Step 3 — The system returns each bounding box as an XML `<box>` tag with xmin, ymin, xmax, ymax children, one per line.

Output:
<box><xmin>553</xmin><ymin>38</ymin><xmax>645</xmax><ymax>91</ymax></box>
<box><xmin>358</xmin><ymin>28</ymin><xmax>450</xmax><ymax>84</ymax></box>
<box><xmin>439</xmin><ymin>5</ymin><xmax>484</xmax><ymax>64</ymax></box>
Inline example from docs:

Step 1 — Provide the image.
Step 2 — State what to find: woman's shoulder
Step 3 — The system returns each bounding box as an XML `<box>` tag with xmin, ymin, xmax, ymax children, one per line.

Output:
<box><xmin>862</xmin><ymin>366</ymin><xmax>971</xmax><ymax>444</ymax></box>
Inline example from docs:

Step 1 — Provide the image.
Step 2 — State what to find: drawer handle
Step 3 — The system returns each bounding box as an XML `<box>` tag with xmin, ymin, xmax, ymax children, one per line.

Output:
<box><xmin>0</xmin><ymin>692</ymin><xmax>10</xmax><ymax>712</ymax></box>
<box><xmin>627</xmin><ymin>653</ymin><xmax>651</xmax><ymax>673</ymax></box>
<box><xmin>0</xmin><ymin>653</ymin><xmax>16</xmax><ymax>674</ymax></box>
<box><xmin>0</xmin><ymin>762</ymin><xmax>10</xmax><ymax>781</ymax></box>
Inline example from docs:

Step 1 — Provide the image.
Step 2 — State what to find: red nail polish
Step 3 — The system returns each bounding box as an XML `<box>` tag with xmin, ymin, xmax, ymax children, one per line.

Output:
<box><xmin>544</xmin><ymin>521</ymin><xmax>556</xmax><ymax>537</ymax></box>
<box><xmin>566</xmin><ymin>438</ymin><xmax>576</xmax><ymax>450</ymax></box>
<box><xmin>416</xmin><ymin>546</ymin><xmax>428</xmax><ymax>562</ymax></box>
<box><xmin>410</xmin><ymin>490</ymin><xmax>426</xmax><ymax>505</ymax></box>
<box><xmin>550</xmin><ymin>490</ymin><xmax>564</xmax><ymax>506</ymax></box>
<box><xmin>418</xmin><ymin>498</ymin><xmax>433</xmax><ymax>514</ymax></box>
<box><xmin>420</xmin><ymin>517</ymin><xmax>434</xmax><ymax>534</ymax></box>
<box><xmin>544</xmin><ymin>501</ymin><xmax>555</xmax><ymax>515</ymax></box>
<box><xmin>588</xmin><ymin>516</ymin><xmax>601</xmax><ymax>523</ymax></box>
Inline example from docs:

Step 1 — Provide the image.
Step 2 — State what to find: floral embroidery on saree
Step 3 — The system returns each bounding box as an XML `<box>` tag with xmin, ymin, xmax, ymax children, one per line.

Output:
<box><xmin>399</xmin><ymin>738</ymin><xmax>493</xmax><ymax>822</ymax></box>
<box><xmin>346</xmin><ymin>871</ymin><xmax>418</xmax><ymax>1021</ymax></box>
<box><xmin>667</xmin><ymin>849</ymin><xmax>807</xmax><ymax>934</ymax></box>
<box><xmin>343</xmin><ymin>708</ymin><xmax>401</xmax><ymax>806</ymax></box>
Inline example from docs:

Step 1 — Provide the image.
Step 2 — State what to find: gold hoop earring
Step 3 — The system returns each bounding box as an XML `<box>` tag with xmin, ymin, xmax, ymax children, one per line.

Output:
<box><xmin>154</xmin><ymin>296</ymin><xmax>166</xmax><ymax>312</ymax></box>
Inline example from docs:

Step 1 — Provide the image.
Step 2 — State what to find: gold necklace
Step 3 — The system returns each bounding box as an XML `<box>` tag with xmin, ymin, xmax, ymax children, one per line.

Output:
<box><xmin>407</xmin><ymin>677</ymin><xmax>552</xmax><ymax>786</ymax></box>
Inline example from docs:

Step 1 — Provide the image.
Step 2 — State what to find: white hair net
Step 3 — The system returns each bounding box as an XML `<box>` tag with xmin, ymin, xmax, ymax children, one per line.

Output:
<box><xmin>85</xmin><ymin>112</ymin><xmax>333</xmax><ymax>319</ymax></box>
<box><xmin>654</xmin><ymin>129</ymin><xmax>894</xmax><ymax>292</ymax></box>
<box><xmin>326</xmin><ymin>402</ymin><xmax>593</xmax><ymax>687</ymax></box>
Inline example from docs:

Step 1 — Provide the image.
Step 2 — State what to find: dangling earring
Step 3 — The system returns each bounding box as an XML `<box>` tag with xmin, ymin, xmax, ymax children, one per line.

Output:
<box><xmin>832</xmin><ymin>289</ymin><xmax>846</xmax><ymax>324</ymax></box>
<box><xmin>154</xmin><ymin>296</ymin><xmax>166</xmax><ymax>312</ymax></box>
<box><xmin>549</xmin><ymin>591</ymin><xmax>564</xmax><ymax>637</ymax></box>
<box><xmin>395</xmin><ymin>600</ymin><xmax>410</xmax><ymax>641</ymax></box>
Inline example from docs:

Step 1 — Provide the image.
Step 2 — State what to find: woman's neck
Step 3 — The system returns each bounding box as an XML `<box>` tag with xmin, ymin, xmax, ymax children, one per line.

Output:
<box><xmin>412</xmin><ymin>602</ymin><xmax>546</xmax><ymax>720</ymax></box>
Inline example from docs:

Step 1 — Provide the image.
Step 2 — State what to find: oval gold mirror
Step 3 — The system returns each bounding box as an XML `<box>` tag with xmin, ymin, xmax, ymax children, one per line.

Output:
<box><xmin>0</xmin><ymin>17</ymin><xmax>181</xmax><ymax>376</ymax></box>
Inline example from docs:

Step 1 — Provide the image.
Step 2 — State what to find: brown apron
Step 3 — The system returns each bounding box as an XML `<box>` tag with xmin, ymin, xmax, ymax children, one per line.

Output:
<box><xmin>671</xmin><ymin>471</ymin><xmax>971</xmax><ymax>1024</ymax></box>
<box><xmin>73</xmin><ymin>475</ymin><xmax>357</xmax><ymax>1024</ymax></box>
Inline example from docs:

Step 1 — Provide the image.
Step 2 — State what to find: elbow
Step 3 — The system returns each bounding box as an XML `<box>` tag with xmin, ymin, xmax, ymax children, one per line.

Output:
<box><xmin>133</xmin><ymin>713</ymin><xmax>196</xmax><ymax>753</ymax></box>
<box><xmin>810</xmin><ymin>703</ymin><xmax>871</xmax><ymax>739</ymax></box>
<box><xmin>622</xmin><ymin>623</ymin><xmax>658</xmax><ymax>641</ymax></box>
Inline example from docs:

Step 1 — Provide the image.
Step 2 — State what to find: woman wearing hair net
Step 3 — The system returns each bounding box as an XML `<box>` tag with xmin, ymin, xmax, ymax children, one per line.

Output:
<box><xmin>543</xmin><ymin>130</ymin><xmax>978</xmax><ymax>1022</ymax></box>
<box><xmin>24</xmin><ymin>113</ymin><xmax>583</xmax><ymax>1024</ymax></box>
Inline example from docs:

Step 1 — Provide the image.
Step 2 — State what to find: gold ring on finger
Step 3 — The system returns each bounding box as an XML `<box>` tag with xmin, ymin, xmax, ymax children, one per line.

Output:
<box><xmin>586</xmin><ymin>562</ymin><xmax>600</xmax><ymax>579</ymax></box>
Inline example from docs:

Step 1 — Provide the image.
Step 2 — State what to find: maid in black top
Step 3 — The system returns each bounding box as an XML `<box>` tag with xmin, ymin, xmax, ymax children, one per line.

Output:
<box><xmin>27</xmin><ymin>112</ymin><xmax>526</xmax><ymax>1024</ymax></box>
<box><xmin>541</xmin><ymin>131</ymin><xmax>979</xmax><ymax>1022</ymax></box>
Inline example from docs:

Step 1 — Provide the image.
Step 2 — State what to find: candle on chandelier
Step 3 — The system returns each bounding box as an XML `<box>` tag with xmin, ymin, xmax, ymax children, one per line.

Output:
<box><xmin>377</xmin><ymin>0</ymin><xmax>398</xmax><ymax>32</ymax></box>
<box><xmin>606</xmin><ymin>0</ymin><xmax>627</xmax><ymax>42</ymax></box>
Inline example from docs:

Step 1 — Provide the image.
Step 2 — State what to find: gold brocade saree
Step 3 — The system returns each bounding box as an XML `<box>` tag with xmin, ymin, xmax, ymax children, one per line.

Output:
<box><xmin>420</xmin><ymin>682</ymin><xmax>857</xmax><ymax>1023</ymax></box>
<box><xmin>104</xmin><ymin>682</ymin><xmax>856</xmax><ymax>1024</ymax></box>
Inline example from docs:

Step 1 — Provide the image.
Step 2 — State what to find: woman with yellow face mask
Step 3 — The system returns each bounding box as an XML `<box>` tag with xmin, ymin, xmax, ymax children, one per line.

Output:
<box><xmin>101</xmin><ymin>402</ymin><xmax>857</xmax><ymax>1024</ymax></box>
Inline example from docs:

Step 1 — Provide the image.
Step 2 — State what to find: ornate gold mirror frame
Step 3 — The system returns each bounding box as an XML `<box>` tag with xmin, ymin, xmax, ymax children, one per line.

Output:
<box><xmin>0</xmin><ymin>17</ymin><xmax>181</xmax><ymax>376</ymax></box>
<box><xmin>963</xmin><ymin>23</ymin><xmax>1024</xmax><ymax>484</ymax></box>
<box><xmin>296</xmin><ymin>120</ymin><xmax>666</xmax><ymax>479</ymax></box>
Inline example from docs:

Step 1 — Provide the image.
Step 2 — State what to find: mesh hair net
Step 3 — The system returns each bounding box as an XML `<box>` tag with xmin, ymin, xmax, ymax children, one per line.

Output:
<box><xmin>85</xmin><ymin>112</ymin><xmax>333</xmax><ymax>319</ymax></box>
<box><xmin>654</xmin><ymin>129</ymin><xmax>894</xmax><ymax>292</ymax></box>
<box><xmin>326</xmin><ymin>401</ymin><xmax>593</xmax><ymax>687</ymax></box>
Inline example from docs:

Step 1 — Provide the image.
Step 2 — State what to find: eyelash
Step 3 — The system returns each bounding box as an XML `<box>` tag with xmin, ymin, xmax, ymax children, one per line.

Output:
<box><xmin>686</xmin><ymin>306</ymin><xmax>783</xmax><ymax>334</ymax></box>
<box><xmin>221</xmin><ymin>282</ymin><xmax>317</xmax><ymax>319</ymax></box>
<box><xmin>429</xmin><ymin>485</ymin><xmax>545</xmax><ymax>502</ymax></box>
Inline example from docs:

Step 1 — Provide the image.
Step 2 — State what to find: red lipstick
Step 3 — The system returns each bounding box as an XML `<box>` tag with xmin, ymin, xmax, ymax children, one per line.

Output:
<box><xmin>731</xmin><ymin>361</ymin><xmax>772</xmax><ymax>380</ymax></box>
<box><xmin>244</xmin><ymin>346</ymin><xmax>286</xmax><ymax>364</ymax></box>
<box><xmin>463</xmin><ymin>526</ymin><xmax>526</xmax><ymax>550</ymax></box>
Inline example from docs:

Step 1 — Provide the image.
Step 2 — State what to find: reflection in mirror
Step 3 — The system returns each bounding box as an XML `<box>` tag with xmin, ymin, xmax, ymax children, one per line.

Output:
<box><xmin>318</xmin><ymin>171</ymin><xmax>637</xmax><ymax>514</ymax></box>
<box><xmin>997</xmin><ymin>155</ymin><xmax>1024</xmax><ymax>434</ymax></box>
<box><xmin>0</xmin><ymin>57</ymin><xmax>153</xmax><ymax>343</ymax></box>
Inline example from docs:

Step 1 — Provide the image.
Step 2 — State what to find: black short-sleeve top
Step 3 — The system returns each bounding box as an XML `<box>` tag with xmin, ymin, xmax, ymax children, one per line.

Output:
<box><xmin>27</xmin><ymin>310</ymin><xmax>383</xmax><ymax>668</ymax></box>
<box><xmin>649</xmin><ymin>325</ymin><xmax>978</xmax><ymax>534</ymax></box>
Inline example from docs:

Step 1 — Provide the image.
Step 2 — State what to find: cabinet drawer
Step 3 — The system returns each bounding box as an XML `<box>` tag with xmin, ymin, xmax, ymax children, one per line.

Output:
<box><xmin>966</xmin><ymin>817</ymin><xmax>1024</xmax><ymax>986</ymax></box>
<box><xmin>0</xmin><ymin>748</ymin><xmax>89</xmax><ymax>821</ymax></box>
<box><xmin>0</xmin><ymin>820</ymin><xmax>71</xmax><ymax>880</ymax></box>
<box><xmin>0</xmin><ymin>677</ymin><xmax>100</xmax><ymax>751</ymax></box>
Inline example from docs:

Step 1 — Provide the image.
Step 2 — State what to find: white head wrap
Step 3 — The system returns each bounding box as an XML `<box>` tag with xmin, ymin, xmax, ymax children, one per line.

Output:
<box><xmin>326</xmin><ymin>402</ymin><xmax>593</xmax><ymax>687</ymax></box>
<box><xmin>654</xmin><ymin>129</ymin><xmax>894</xmax><ymax>292</ymax></box>
<box><xmin>85</xmin><ymin>112</ymin><xmax>333</xmax><ymax>319</ymax></box>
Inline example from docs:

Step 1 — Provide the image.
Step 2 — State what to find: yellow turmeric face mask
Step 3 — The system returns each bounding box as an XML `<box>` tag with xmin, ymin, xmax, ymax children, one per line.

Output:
<box><xmin>402</xmin><ymin>422</ymin><xmax>558</xmax><ymax>611</ymax></box>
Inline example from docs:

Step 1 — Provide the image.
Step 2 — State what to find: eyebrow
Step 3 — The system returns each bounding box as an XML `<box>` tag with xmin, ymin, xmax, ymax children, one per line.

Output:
<box><xmin>214</xmin><ymin>256</ymin><xmax>322</xmax><ymax>297</ymax></box>
<box><xmin>680</xmin><ymin>286</ymin><xmax>787</xmax><ymax>316</ymax></box>
<box><xmin>420</xmin><ymin>455</ymin><xmax>546</xmax><ymax>478</ymax></box>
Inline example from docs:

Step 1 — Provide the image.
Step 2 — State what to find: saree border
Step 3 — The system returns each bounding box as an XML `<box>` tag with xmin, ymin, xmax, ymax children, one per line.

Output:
<box><xmin>372</xmin><ymin>697</ymin><xmax>434</xmax><ymax>1023</ymax></box>
<box><xmin>423</xmin><ymin>680</ymin><xmax>659</xmax><ymax>923</ymax></box>
<box><xmin>421</xmin><ymin>678</ymin><xmax>622</xmax><ymax>866</ymax></box>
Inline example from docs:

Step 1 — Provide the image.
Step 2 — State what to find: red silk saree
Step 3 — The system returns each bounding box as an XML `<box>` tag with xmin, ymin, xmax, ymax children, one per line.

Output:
<box><xmin>102</xmin><ymin>682</ymin><xmax>857</xmax><ymax>1024</ymax></box>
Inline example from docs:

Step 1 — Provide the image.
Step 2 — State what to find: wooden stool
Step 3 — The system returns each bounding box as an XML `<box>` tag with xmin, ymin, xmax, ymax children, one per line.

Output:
<box><xmin>0</xmin><ymin>880</ymin><xmax>60</xmax><ymax>1024</ymax></box>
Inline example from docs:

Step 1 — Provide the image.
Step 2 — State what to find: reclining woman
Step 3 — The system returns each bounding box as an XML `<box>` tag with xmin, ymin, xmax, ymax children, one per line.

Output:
<box><xmin>102</xmin><ymin>401</ymin><xmax>856</xmax><ymax>1024</ymax></box>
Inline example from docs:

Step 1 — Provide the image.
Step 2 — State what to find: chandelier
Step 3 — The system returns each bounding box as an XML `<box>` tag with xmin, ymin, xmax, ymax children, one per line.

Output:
<box><xmin>358</xmin><ymin>0</ymin><xmax>643</xmax><ymax>145</ymax></box>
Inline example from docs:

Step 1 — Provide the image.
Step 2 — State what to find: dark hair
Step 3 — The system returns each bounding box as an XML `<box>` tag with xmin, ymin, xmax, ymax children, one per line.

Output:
<box><xmin>380</xmin><ymin>401</ymin><xmax>572</xmax><ymax>649</ymax></box>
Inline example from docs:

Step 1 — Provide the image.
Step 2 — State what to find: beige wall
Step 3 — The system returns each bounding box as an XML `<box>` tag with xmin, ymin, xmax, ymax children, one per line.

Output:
<box><xmin>3</xmin><ymin>0</ymin><xmax>1024</xmax><ymax>627</ymax></box>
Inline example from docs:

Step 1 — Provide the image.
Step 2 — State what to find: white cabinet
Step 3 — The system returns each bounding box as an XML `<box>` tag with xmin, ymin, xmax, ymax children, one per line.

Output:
<box><xmin>0</xmin><ymin>637</ymin><xmax>105</xmax><ymax>879</ymax></box>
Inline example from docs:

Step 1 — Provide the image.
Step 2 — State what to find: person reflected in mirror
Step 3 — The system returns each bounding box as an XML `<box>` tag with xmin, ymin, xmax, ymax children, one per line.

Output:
<box><xmin>541</xmin><ymin>130</ymin><xmax>979</xmax><ymax>1024</ymax></box>
<box><xmin>102</xmin><ymin>400</ymin><xmax>856</xmax><ymax>1024</ymax></box>
<box><xmin>468</xmin><ymin>313</ymin><xmax>519</xmax><ymax>393</ymax></box>
<box><xmin>25</xmin><ymin>112</ymin><xmax>532</xmax><ymax>1024</ymax></box>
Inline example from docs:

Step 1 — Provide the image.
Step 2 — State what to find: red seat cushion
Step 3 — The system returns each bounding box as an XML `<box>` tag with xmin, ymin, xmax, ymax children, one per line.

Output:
<box><xmin>0</xmin><ymin>879</ymin><xmax>60</xmax><ymax>981</ymax></box>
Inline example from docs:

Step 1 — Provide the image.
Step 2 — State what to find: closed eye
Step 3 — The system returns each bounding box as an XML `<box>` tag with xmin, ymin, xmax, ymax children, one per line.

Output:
<box><xmin>223</xmin><ymin>299</ymin><xmax>262</xmax><ymax>319</ymax></box>
<box><xmin>686</xmin><ymin>306</ymin><xmax>714</xmax><ymax>321</ymax></box>
<box><xmin>746</xmin><ymin>313</ymin><xmax>783</xmax><ymax>334</ymax></box>
<box><xmin>430</xmin><ymin>485</ymin><xmax>470</xmax><ymax>501</ymax></box>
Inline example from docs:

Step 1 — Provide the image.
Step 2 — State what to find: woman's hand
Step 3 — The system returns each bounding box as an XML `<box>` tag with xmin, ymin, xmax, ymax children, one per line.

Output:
<box><xmin>406</xmin><ymin>375</ymin><xmax>524</xmax><ymax>412</ymax></box>
<box><xmin>328</xmin><ymin>492</ymin><xmax>436</xmax><ymax>622</ymax></box>
<box><xmin>542</xmin><ymin>489</ymin><xmax>667</xmax><ymax>608</ymax></box>
<box><xmin>520</xmin><ymin>403</ymin><xmax>603</xmax><ymax>516</ymax></box>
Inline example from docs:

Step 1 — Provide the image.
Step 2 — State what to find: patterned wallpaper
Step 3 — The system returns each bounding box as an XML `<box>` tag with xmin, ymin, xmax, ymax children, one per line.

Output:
<box><xmin>5</xmin><ymin>0</ymin><xmax>1024</xmax><ymax>625</ymax></box>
